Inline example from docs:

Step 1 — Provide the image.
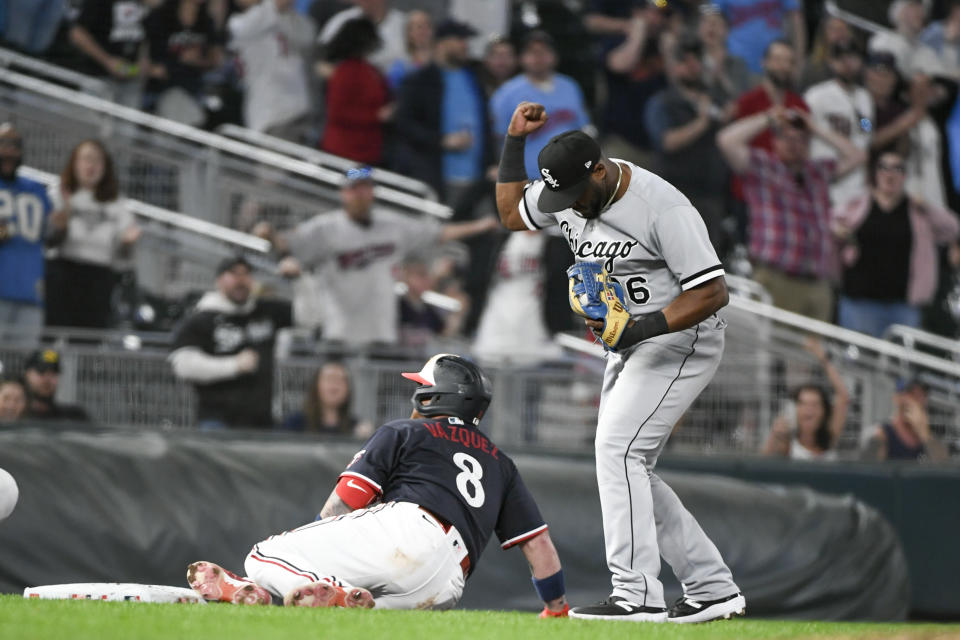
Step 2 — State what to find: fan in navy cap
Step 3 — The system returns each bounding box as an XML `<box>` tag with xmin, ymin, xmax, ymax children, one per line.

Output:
<box><xmin>22</xmin><ymin>348</ymin><xmax>90</xmax><ymax>423</ymax></box>
<box><xmin>215</xmin><ymin>254</ymin><xmax>253</xmax><ymax>276</ymax></box>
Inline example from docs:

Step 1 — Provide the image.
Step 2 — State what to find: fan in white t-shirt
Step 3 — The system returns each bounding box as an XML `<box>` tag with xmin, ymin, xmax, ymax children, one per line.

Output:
<box><xmin>804</xmin><ymin>41</ymin><xmax>874</xmax><ymax>208</ymax></box>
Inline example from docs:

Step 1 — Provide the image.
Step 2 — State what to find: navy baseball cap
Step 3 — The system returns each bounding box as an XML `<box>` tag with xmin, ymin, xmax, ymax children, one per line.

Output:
<box><xmin>866</xmin><ymin>50</ymin><xmax>897</xmax><ymax>71</ymax></box>
<box><xmin>25</xmin><ymin>349</ymin><xmax>60</xmax><ymax>373</ymax></box>
<box><xmin>521</xmin><ymin>29</ymin><xmax>556</xmax><ymax>53</ymax></box>
<box><xmin>435</xmin><ymin>19</ymin><xmax>477</xmax><ymax>40</ymax></box>
<box><xmin>536</xmin><ymin>130</ymin><xmax>601</xmax><ymax>213</ymax></box>
<box><xmin>216</xmin><ymin>254</ymin><xmax>252</xmax><ymax>275</ymax></box>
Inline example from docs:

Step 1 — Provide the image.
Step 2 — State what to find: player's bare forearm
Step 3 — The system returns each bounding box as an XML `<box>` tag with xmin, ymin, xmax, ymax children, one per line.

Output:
<box><xmin>319</xmin><ymin>490</ymin><xmax>355</xmax><ymax>519</ymax></box>
<box><xmin>520</xmin><ymin>530</ymin><xmax>562</xmax><ymax>578</ymax></box>
<box><xmin>661</xmin><ymin>276</ymin><xmax>728</xmax><ymax>332</ymax></box>
<box><xmin>520</xmin><ymin>531</ymin><xmax>567</xmax><ymax>612</ymax></box>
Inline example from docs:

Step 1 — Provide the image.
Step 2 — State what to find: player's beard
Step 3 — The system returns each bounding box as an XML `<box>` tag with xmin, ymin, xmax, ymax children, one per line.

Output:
<box><xmin>574</xmin><ymin>187</ymin><xmax>606</xmax><ymax>220</ymax></box>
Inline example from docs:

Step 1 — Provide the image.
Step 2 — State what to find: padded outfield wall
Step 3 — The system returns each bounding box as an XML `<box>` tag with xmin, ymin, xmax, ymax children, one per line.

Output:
<box><xmin>0</xmin><ymin>426</ymin><xmax>929</xmax><ymax>620</ymax></box>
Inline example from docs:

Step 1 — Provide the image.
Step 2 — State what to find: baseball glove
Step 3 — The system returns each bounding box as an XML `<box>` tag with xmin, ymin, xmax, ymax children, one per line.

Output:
<box><xmin>567</xmin><ymin>262</ymin><xmax>630</xmax><ymax>350</ymax></box>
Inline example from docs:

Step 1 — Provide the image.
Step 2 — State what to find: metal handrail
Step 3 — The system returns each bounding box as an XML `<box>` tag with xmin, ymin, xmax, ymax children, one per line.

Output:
<box><xmin>554</xmin><ymin>293</ymin><xmax>960</xmax><ymax>378</ymax></box>
<box><xmin>884</xmin><ymin>324</ymin><xmax>960</xmax><ymax>359</ymax></box>
<box><xmin>0</xmin><ymin>47</ymin><xmax>110</xmax><ymax>96</ymax></box>
<box><xmin>724</xmin><ymin>273</ymin><xmax>773</xmax><ymax>304</ymax></box>
<box><xmin>17</xmin><ymin>166</ymin><xmax>271</xmax><ymax>253</ymax></box>
<box><xmin>728</xmin><ymin>296</ymin><xmax>960</xmax><ymax>378</ymax></box>
<box><xmin>823</xmin><ymin>0</ymin><xmax>887</xmax><ymax>35</ymax></box>
<box><xmin>0</xmin><ymin>67</ymin><xmax>453</xmax><ymax>219</ymax></box>
<box><xmin>216</xmin><ymin>124</ymin><xmax>439</xmax><ymax>201</ymax></box>
<box><xmin>20</xmin><ymin>166</ymin><xmax>464</xmax><ymax>312</ymax></box>
<box><xmin>553</xmin><ymin>332</ymin><xmax>605</xmax><ymax>358</ymax></box>
<box><xmin>824</xmin><ymin>0</ymin><xmax>958</xmax><ymax>80</ymax></box>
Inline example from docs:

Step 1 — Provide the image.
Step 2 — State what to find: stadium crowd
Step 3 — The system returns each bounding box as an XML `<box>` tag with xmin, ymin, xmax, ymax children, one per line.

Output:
<box><xmin>0</xmin><ymin>0</ymin><xmax>958</xmax><ymax>461</ymax></box>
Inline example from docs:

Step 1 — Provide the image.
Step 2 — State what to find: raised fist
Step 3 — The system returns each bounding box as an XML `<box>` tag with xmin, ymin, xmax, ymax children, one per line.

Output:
<box><xmin>507</xmin><ymin>102</ymin><xmax>548</xmax><ymax>138</ymax></box>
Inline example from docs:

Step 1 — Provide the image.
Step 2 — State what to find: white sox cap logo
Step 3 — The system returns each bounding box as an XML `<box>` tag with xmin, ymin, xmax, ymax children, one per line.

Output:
<box><xmin>540</xmin><ymin>167</ymin><xmax>560</xmax><ymax>189</ymax></box>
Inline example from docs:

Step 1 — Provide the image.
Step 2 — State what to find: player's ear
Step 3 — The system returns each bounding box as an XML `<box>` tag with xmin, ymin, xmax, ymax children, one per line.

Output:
<box><xmin>592</xmin><ymin>160</ymin><xmax>607</xmax><ymax>182</ymax></box>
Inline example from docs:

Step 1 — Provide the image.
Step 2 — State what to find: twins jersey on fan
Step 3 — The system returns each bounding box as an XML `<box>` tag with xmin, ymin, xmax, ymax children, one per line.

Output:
<box><xmin>804</xmin><ymin>80</ymin><xmax>874</xmax><ymax>207</ymax></box>
<box><xmin>473</xmin><ymin>232</ymin><xmax>562</xmax><ymax>362</ymax></box>
<box><xmin>286</xmin><ymin>208</ymin><xmax>441</xmax><ymax>344</ymax></box>
<box><xmin>517</xmin><ymin>160</ymin><xmax>724</xmax><ymax>317</ymax></box>
<box><xmin>0</xmin><ymin>176</ymin><xmax>52</xmax><ymax>304</ymax></box>
<box><xmin>341</xmin><ymin>417</ymin><xmax>547</xmax><ymax>572</ymax></box>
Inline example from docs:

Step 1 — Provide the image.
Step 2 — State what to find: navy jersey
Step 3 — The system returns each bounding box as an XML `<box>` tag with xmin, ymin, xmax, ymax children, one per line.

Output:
<box><xmin>341</xmin><ymin>417</ymin><xmax>547</xmax><ymax>573</ymax></box>
<box><xmin>0</xmin><ymin>176</ymin><xmax>52</xmax><ymax>304</ymax></box>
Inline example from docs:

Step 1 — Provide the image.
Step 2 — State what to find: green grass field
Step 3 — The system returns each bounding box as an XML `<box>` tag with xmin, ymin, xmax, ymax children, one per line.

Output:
<box><xmin>2</xmin><ymin>596</ymin><xmax>958</xmax><ymax>640</ymax></box>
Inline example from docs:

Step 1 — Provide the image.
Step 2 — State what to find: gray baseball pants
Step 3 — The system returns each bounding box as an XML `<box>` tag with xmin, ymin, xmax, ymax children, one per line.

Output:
<box><xmin>596</xmin><ymin>316</ymin><xmax>739</xmax><ymax>608</ymax></box>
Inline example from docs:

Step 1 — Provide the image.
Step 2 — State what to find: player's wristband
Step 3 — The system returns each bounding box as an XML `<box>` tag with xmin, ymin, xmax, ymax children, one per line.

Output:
<box><xmin>538</xmin><ymin>603</ymin><xmax>570</xmax><ymax>618</ymax></box>
<box><xmin>498</xmin><ymin>135</ymin><xmax>528</xmax><ymax>183</ymax></box>
<box><xmin>531</xmin><ymin>569</ymin><xmax>565</xmax><ymax>603</ymax></box>
<box><xmin>617</xmin><ymin>311</ymin><xmax>669</xmax><ymax>349</ymax></box>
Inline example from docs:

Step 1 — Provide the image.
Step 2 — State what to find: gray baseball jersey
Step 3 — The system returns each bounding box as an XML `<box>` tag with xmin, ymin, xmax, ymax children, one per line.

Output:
<box><xmin>516</xmin><ymin>160</ymin><xmax>739</xmax><ymax>607</ymax></box>
<box><xmin>287</xmin><ymin>208</ymin><xmax>441</xmax><ymax>344</ymax></box>
<box><xmin>518</xmin><ymin>162</ymin><xmax>725</xmax><ymax>317</ymax></box>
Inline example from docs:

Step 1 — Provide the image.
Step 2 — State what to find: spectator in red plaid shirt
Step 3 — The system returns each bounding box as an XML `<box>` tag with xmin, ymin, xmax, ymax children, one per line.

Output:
<box><xmin>717</xmin><ymin>106</ymin><xmax>866</xmax><ymax>321</ymax></box>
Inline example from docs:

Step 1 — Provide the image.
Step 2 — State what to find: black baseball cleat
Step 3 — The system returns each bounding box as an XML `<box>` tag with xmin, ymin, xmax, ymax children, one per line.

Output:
<box><xmin>569</xmin><ymin>595</ymin><xmax>668</xmax><ymax>622</ymax></box>
<box><xmin>668</xmin><ymin>592</ymin><xmax>746</xmax><ymax>623</ymax></box>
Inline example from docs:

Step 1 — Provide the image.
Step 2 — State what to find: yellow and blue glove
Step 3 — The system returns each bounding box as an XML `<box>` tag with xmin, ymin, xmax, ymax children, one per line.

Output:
<box><xmin>567</xmin><ymin>262</ymin><xmax>630</xmax><ymax>350</ymax></box>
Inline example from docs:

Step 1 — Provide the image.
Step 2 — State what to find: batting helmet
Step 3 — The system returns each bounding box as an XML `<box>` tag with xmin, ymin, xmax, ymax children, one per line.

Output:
<box><xmin>401</xmin><ymin>354</ymin><xmax>492</xmax><ymax>426</ymax></box>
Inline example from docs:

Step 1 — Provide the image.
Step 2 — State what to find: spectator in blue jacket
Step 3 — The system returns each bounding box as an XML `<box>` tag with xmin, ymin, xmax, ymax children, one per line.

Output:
<box><xmin>490</xmin><ymin>30</ymin><xmax>592</xmax><ymax>179</ymax></box>
<box><xmin>392</xmin><ymin>19</ymin><xmax>493</xmax><ymax>211</ymax></box>
<box><xmin>0</xmin><ymin>124</ymin><xmax>53</xmax><ymax>341</ymax></box>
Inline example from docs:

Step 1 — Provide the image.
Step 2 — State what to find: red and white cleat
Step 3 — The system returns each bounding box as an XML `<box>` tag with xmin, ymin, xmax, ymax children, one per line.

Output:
<box><xmin>283</xmin><ymin>581</ymin><xmax>375</xmax><ymax>609</ymax></box>
<box><xmin>186</xmin><ymin>561</ymin><xmax>271</xmax><ymax>605</ymax></box>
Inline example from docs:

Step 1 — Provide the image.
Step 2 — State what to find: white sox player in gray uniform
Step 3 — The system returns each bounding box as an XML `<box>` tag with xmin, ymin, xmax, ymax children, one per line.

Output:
<box><xmin>495</xmin><ymin>102</ymin><xmax>745</xmax><ymax>623</ymax></box>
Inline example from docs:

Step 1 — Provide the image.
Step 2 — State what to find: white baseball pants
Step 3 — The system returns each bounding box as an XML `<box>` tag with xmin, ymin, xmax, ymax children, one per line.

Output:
<box><xmin>245</xmin><ymin>501</ymin><xmax>468</xmax><ymax>609</ymax></box>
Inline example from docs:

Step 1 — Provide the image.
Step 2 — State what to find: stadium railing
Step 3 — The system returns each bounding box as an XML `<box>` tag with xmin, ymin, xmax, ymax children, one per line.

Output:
<box><xmin>884</xmin><ymin>324</ymin><xmax>960</xmax><ymax>363</ymax></box>
<box><xmin>0</xmin><ymin>66</ymin><xmax>452</xmax><ymax>233</ymax></box>
<box><xmin>20</xmin><ymin>163</ymin><xmax>462</xmax><ymax>315</ymax></box>
<box><xmin>215</xmin><ymin>124</ymin><xmax>439</xmax><ymax>202</ymax></box>
<box><xmin>0</xmin><ymin>45</ymin><xmax>441</xmax><ymax>206</ymax></box>
<box><xmin>3</xmin><ymin>293</ymin><xmax>958</xmax><ymax>458</ymax></box>
<box><xmin>17</xmin><ymin>165</ymin><xmax>279</xmax><ymax>301</ymax></box>
<box><xmin>0</xmin><ymin>46</ymin><xmax>110</xmax><ymax>97</ymax></box>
